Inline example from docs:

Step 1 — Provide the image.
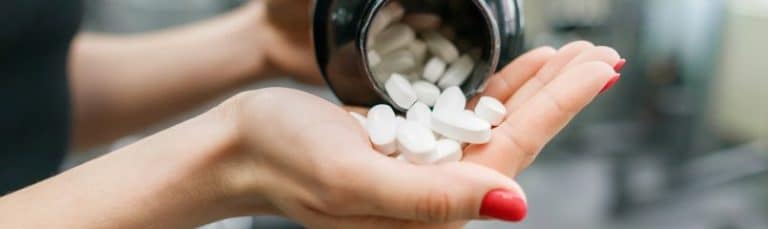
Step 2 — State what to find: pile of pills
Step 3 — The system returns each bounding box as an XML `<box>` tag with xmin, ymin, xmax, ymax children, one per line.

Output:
<box><xmin>366</xmin><ymin>2</ymin><xmax>479</xmax><ymax>109</ymax></box>
<box><xmin>351</xmin><ymin>87</ymin><xmax>507</xmax><ymax>164</ymax></box>
<box><xmin>349</xmin><ymin>1</ymin><xmax>508</xmax><ymax>165</ymax></box>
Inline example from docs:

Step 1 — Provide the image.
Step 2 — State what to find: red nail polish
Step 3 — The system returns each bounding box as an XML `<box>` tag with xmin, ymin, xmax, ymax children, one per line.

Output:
<box><xmin>480</xmin><ymin>189</ymin><xmax>527</xmax><ymax>222</ymax></box>
<box><xmin>613</xmin><ymin>59</ymin><xmax>627</xmax><ymax>72</ymax></box>
<box><xmin>600</xmin><ymin>74</ymin><xmax>621</xmax><ymax>94</ymax></box>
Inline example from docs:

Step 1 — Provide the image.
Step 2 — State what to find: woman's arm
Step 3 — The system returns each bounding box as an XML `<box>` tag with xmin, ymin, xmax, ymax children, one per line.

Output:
<box><xmin>68</xmin><ymin>2</ymin><xmax>312</xmax><ymax>151</ymax></box>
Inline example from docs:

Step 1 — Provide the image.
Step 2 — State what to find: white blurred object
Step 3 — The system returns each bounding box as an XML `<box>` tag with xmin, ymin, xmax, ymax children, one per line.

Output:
<box><xmin>711</xmin><ymin>0</ymin><xmax>768</xmax><ymax>141</ymax></box>
<box><xmin>198</xmin><ymin>217</ymin><xmax>253</xmax><ymax>229</ymax></box>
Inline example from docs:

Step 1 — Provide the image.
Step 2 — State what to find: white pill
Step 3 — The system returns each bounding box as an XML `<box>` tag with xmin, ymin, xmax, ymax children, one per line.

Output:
<box><xmin>432</xmin><ymin>86</ymin><xmax>466</xmax><ymax>112</ymax></box>
<box><xmin>422</xmin><ymin>57</ymin><xmax>447</xmax><ymax>83</ymax></box>
<box><xmin>398</xmin><ymin>121</ymin><xmax>437</xmax><ymax>164</ymax></box>
<box><xmin>373</xmin><ymin>24</ymin><xmax>415</xmax><ymax>55</ymax></box>
<box><xmin>349</xmin><ymin>112</ymin><xmax>367</xmax><ymax>127</ymax></box>
<box><xmin>406</xmin><ymin>102</ymin><xmax>432</xmax><ymax>129</ymax></box>
<box><xmin>428</xmin><ymin>139</ymin><xmax>463</xmax><ymax>164</ymax></box>
<box><xmin>368</xmin><ymin>1</ymin><xmax>405</xmax><ymax>39</ymax></box>
<box><xmin>409</xmin><ymin>39</ymin><xmax>428</xmax><ymax>64</ymax></box>
<box><xmin>422</xmin><ymin>31</ymin><xmax>459</xmax><ymax>62</ymax></box>
<box><xmin>376</xmin><ymin>50</ymin><xmax>417</xmax><ymax>76</ymax></box>
<box><xmin>367</xmin><ymin>50</ymin><xmax>382</xmax><ymax>67</ymax></box>
<box><xmin>474</xmin><ymin>96</ymin><xmax>507</xmax><ymax>126</ymax></box>
<box><xmin>411</xmin><ymin>81</ymin><xmax>441</xmax><ymax>106</ymax></box>
<box><xmin>403</xmin><ymin>13</ymin><xmax>442</xmax><ymax>31</ymax></box>
<box><xmin>385</xmin><ymin>73</ymin><xmax>418</xmax><ymax>109</ymax></box>
<box><xmin>366</xmin><ymin>105</ymin><xmax>398</xmax><ymax>155</ymax></box>
<box><xmin>431</xmin><ymin>110</ymin><xmax>491</xmax><ymax>144</ymax></box>
<box><xmin>438</xmin><ymin>55</ymin><xmax>475</xmax><ymax>89</ymax></box>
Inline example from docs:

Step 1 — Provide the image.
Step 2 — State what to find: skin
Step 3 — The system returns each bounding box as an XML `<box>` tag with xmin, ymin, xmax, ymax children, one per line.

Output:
<box><xmin>0</xmin><ymin>0</ymin><xmax>623</xmax><ymax>228</ymax></box>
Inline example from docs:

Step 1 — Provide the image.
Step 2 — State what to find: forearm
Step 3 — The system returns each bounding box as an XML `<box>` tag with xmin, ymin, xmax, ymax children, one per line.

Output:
<box><xmin>69</xmin><ymin>4</ymin><xmax>270</xmax><ymax>150</ymax></box>
<box><xmin>0</xmin><ymin>106</ymin><xmax>257</xmax><ymax>228</ymax></box>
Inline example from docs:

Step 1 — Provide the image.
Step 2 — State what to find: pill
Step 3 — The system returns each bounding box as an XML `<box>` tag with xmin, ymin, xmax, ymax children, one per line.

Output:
<box><xmin>367</xmin><ymin>50</ymin><xmax>382</xmax><ymax>67</ymax></box>
<box><xmin>373</xmin><ymin>24</ymin><xmax>416</xmax><ymax>55</ymax></box>
<box><xmin>438</xmin><ymin>55</ymin><xmax>475</xmax><ymax>89</ymax></box>
<box><xmin>411</xmin><ymin>81</ymin><xmax>441</xmax><ymax>106</ymax></box>
<box><xmin>409</xmin><ymin>39</ymin><xmax>428</xmax><ymax>64</ymax></box>
<box><xmin>366</xmin><ymin>105</ymin><xmax>398</xmax><ymax>155</ymax></box>
<box><xmin>376</xmin><ymin>49</ymin><xmax>417</xmax><ymax>75</ymax></box>
<box><xmin>368</xmin><ymin>1</ymin><xmax>405</xmax><ymax>39</ymax></box>
<box><xmin>349</xmin><ymin>112</ymin><xmax>367</xmax><ymax>127</ymax></box>
<box><xmin>422</xmin><ymin>31</ymin><xmax>459</xmax><ymax>62</ymax></box>
<box><xmin>431</xmin><ymin>110</ymin><xmax>491</xmax><ymax>144</ymax></box>
<box><xmin>385</xmin><ymin>73</ymin><xmax>418</xmax><ymax>109</ymax></box>
<box><xmin>432</xmin><ymin>86</ymin><xmax>466</xmax><ymax>112</ymax></box>
<box><xmin>428</xmin><ymin>139</ymin><xmax>463</xmax><ymax>164</ymax></box>
<box><xmin>398</xmin><ymin>121</ymin><xmax>437</xmax><ymax>164</ymax></box>
<box><xmin>422</xmin><ymin>57</ymin><xmax>447</xmax><ymax>83</ymax></box>
<box><xmin>403</xmin><ymin>13</ymin><xmax>442</xmax><ymax>31</ymax></box>
<box><xmin>406</xmin><ymin>102</ymin><xmax>432</xmax><ymax>129</ymax></box>
<box><xmin>474</xmin><ymin>96</ymin><xmax>507</xmax><ymax>126</ymax></box>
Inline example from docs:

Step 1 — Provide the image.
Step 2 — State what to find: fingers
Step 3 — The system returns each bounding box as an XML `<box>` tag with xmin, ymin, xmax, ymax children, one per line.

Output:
<box><xmin>349</xmin><ymin>159</ymin><xmax>527</xmax><ymax>223</ymax></box>
<box><xmin>464</xmin><ymin>62</ymin><xmax>617</xmax><ymax>175</ymax></box>
<box><xmin>504</xmin><ymin>41</ymin><xmax>595</xmax><ymax>111</ymax></box>
<box><xmin>469</xmin><ymin>47</ymin><xmax>557</xmax><ymax>107</ymax></box>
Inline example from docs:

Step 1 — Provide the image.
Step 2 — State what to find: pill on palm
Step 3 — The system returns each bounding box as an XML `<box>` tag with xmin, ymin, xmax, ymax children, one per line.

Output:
<box><xmin>438</xmin><ymin>55</ymin><xmax>475</xmax><ymax>89</ymax></box>
<box><xmin>374</xmin><ymin>24</ymin><xmax>415</xmax><ymax>55</ymax></box>
<box><xmin>423</xmin><ymin>31</ymin><xmax>459</xmax><ymax>62</ymax></box>
<box><xmin>366</xmin><ymin>105</ymin><xmax>398</xmax><ymax>155</ymax></box>
<box><xmin>429</xmin><ymin>139</ymin><xmax>463</xmax><ymax>164</ymax></box>
<box><xmin>406</xmin><ymin>102</ymin><xmax>432</xmax><ymax>129</ymax></box>
<box><xmin>474</xmin><ymin>96</ymin><xmax>507</xmax><ymax>126</ymax></box>
<box><xmin>385</xmin><ymin>73</ymin><xmax>418</xmax><ymax>109</ymax></box>
<box><xmin>431</xmin><ymin>110</ymin><xmax>491</xmax><ymax>144</ymax></box>
<box><xmin>411</xmin><ymin>81</ymin><xmax>441</xmax><ymax>106</ymax></box>
<box><xmin>422</xmin><ymin>57</ymin><xmax>447</xmax><ymax>83</ymax></box>
<box><xmin>433</xmin><ymin>86</ymin><xmax>466</xmax><ymax>112</ymax></box>
<box><xmin>398</xmin><ymin>121</ymin><xmax>437</xmax><ymax>164</ymax></box>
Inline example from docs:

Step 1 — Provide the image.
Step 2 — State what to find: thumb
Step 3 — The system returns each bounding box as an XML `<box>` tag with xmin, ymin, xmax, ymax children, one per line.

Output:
<box><xmin>359</xmin><ymin>159</ymin><xmax>528</xmax><ymax>223</ymax></box>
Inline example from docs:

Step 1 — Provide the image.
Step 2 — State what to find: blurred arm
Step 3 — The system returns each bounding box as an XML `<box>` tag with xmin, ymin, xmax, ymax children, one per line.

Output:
<box><xmin>68</xmin><ymin>5</ymin><xmax>269</xmax><ymax>151</ymax></box>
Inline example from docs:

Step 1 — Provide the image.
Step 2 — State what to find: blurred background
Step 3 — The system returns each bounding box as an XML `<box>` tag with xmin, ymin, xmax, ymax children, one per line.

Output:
<box><xmin>68</xmin><ymin>0</ymin><xmax>767</xmax><ymax>228</ymax></box>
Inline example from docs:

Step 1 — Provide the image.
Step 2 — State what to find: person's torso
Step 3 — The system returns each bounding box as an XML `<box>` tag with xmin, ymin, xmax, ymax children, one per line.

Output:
<box><xmin>0</xmin><ymin>0</ymin><xmax>82</xmax><ymax>194</ymax></box>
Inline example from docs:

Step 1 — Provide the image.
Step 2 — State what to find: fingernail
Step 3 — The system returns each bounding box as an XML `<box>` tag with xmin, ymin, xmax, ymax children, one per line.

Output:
<box><xmin>613</xmin><ymin>59</ymin><xmax>627</xmax><ymax>72</ymax></box>
<box><xmin>600</xmin><ymin>73</ymin><xmax>621</xmax><ymax>94</ymax></box>
<box><xmin>480</xmin><ymin>189</ymin><xmax>527</xmax><ymax>222</ymax></box>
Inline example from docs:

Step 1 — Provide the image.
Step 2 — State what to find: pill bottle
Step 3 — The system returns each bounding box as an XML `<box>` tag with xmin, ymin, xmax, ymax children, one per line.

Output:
<box><xmin>313</xmin><ymin>0</ymin><xmax>523</xmax><ymax>111</ymax></box>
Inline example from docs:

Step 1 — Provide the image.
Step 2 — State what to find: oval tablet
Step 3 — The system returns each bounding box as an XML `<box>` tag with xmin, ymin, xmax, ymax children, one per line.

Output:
<box><xmin>429</xmin><ymin>139</ymin><xmax>463</xmax><ymax>164</ymax></box>
<box><xmin>474</xmin><ymin>96</ymin><xmax>507</xmax><ymax>126</ymax></box>
<box><xmin>422</xmin><ymin>31</ymin><xmax>459</xmax><ymax>62</ymax></box>
<box><xmin>411</xmin><ymin>81</ymin><xmax>441</xmax><ymax>106</ymax></box>
<box><xmin>385</xmin><ymin>73</ymin><xmax>418</xmax><ymax>109</ymax></box>
<box><xmin>398</xmin><ymin>121</ymin><xmax>437</xmax><ymax>164</ymax></box>
<box><xmin>431</xmin><ymin>110</ymin><xmax>491</xmax><ymax>144</ymax></box>
<box><xmin>432</xmin><ymin>86</ymin><xmax>466</xmax><ymax>112</ymax></box>
<box><xmin>438</xmin><ymin>55</ymin><xmax>475</xmax><ymax>89</ymax></box>
<box><xmin>422</xmin><ymin>57</ymin><xmax>447</xmax><ymax>83</ymax></box>
<box><xmin>366</xmin><ymin>105</ymin><xmax>398</xmax><ymax>155</ymax></box>
<box><xmin>406</xmin><ymin>102</ymin><xmax>432</xmax><ymax>129</ymax></box>
<box><xmin>373</xmin><ymin>24</ymin><xmax>416</xmax><ymax>55</ymax></box>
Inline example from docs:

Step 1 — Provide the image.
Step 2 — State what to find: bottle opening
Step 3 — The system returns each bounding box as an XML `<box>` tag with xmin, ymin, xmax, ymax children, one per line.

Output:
<box><xmin>361</xmin><ymin>0</ymin><xmax>500</xmax><ymax>111</ymax></box>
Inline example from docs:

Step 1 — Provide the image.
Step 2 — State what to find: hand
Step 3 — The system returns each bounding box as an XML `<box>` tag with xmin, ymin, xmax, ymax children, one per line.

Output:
<box><xmin>211</xmin><ymin>88</ymin><xmax>525</xmax><ymax>228</ymax></box>
<box><xmin>464</xmin><ymin>41</ymin><xmax>624</xmax><ymax>177</ymax></box>
<box><xmin>236</xmin><ymin>0</ymin><xmax>323</xmax><ymax>84</ymax></box>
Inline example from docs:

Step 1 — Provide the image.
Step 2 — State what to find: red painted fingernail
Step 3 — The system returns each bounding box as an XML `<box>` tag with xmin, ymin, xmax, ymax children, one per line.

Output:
<box><xmin>480</xmin><ymin>189</ymin><xmax>527</xmax><ymax>222</ymax></box>
<box><xmin>600</xmin><ymin>74</ymin><xmax>621</xmax><ymax>94</ymax></box>
<box><xmin>613</xmin><ymin>59</ymin><xmax>627</xmax><ymax>72</ymax></box>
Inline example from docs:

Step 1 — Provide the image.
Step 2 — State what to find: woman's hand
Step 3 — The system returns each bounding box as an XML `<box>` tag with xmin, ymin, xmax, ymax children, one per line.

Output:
<box><xmin>211</xmin><ymin>88</ymin><xmax>526</xmax><ymax>228</ymax></box>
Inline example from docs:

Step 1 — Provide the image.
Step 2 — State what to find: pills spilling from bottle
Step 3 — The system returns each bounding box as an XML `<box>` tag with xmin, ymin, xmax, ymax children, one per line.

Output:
<box><xmin>351</xmin><ymin>1</ymin><xmax>509</xmax><ymax>165</ymax></box>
